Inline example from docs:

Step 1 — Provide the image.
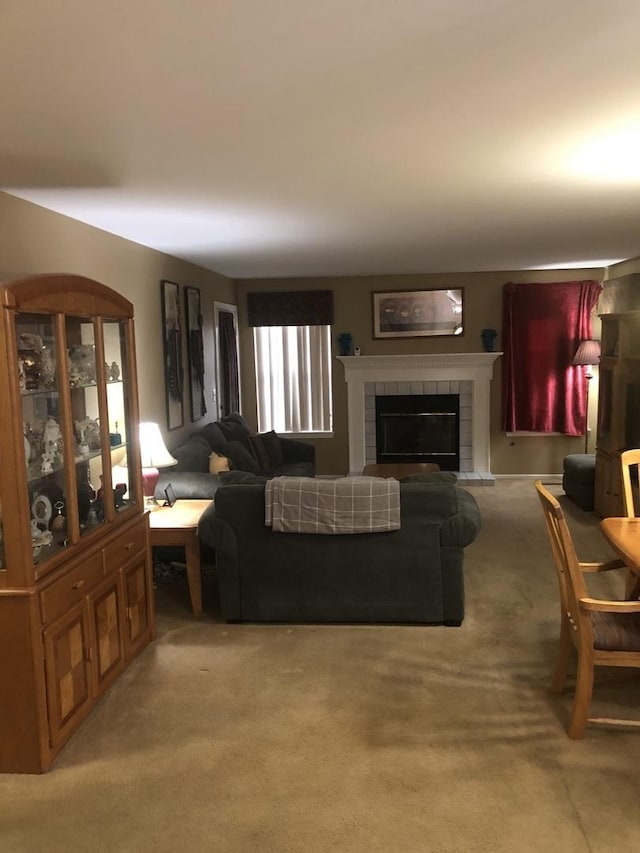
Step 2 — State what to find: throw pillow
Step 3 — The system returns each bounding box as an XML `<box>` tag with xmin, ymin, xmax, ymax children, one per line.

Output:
<box><xmin>199</xmin><ymin>422</ymin><xmax>229</xmax><ymax>456</ymax></box>
<box><xmin>258</xmin><ymin>430</ymin><xmax>284</xmax><ymax>467</ymax></box>
<box><xmin>209</xmin><ymin>451</ymin><xmax>230</xmax><ymax>474</ymax></box>
<box><xmin>247</xmin><ymin>434</ymin><xmax>270</xmax><ymax>472</ymax></box>
<box><xmin>226</xmin><ymin>440</ymin><xmax>261</xmax><ymax>475</ymax></box>
<box><xmin>218</xmin><ymin>414</ymin><xmax>252</xmax><ymax>448</ymax></box>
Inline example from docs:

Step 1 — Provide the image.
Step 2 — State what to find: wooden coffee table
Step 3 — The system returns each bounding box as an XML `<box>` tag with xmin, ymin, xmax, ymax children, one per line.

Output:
<box><xmin>148</xmin><ymin>499</ymin><xmax>212</xmax><ymax>615</ymax></box>
<box><xmin>362</xmin><ymin>462</ymin><xmax>441</xmax><ymax>478</ymax></box>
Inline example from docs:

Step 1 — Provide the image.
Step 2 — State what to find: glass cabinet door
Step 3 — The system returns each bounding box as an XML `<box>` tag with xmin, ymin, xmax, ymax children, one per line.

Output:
<box><xmin>15</xmin><ymin>311</ymin><xmax>141</xmax><ymax>571</ymax></box>
<box><xmin>18</xmin><ymin>313</ymin><xmax>71</xmax><ymax>566</ymax></box>
<box><xmin>103</xmin><ymin>319</ymin><xmax>139</xmax><ymax>511</ymax></box>
<box><xmin>66</xmin><ymin>316</ymin><xmax>107</xmax><ymax>539</ymax></box>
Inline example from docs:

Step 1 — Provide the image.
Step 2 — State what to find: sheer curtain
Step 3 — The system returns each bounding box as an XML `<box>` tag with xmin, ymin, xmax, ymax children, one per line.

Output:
<box><xmin>502</xmin><ymin>280</ymin><xmax>602</xmax><ymax>434</ymax></box>
<box><xmin>254</xmin><ymin>325</ymin><xmax>332</xmax><ymax>433</ymax></box>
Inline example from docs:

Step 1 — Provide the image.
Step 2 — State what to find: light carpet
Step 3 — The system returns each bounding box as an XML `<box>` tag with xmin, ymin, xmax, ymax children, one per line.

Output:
<box><xmin>2</xmin><ymin>479</ymin><xmax>640</xmax><ymax>853</ymax></box>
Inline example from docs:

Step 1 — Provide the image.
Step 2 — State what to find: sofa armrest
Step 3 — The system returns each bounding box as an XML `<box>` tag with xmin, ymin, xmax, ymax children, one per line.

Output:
<box><xmin>280</xmin><ymin>437</ymin><xmax>315</xmax><ymax>466</ymax></box>
<box><xmin>439</xmin><ymin>489</ymin><xmax>481</xmax><ymax>548</ymax></box>
<box><xmin>155</xmin><ymin>471</ymin><xmax>222</xmax><ymax>501</ymax></box>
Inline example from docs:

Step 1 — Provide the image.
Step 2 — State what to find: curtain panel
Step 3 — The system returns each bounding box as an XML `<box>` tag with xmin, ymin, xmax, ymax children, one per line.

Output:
<box><xmin>502</xmin><ymin>280</ymin><xmax>601</xmax><ymax>434</ymax></box>
<box><xmin>247</xmin><ymin>290</ymin><xmax>334</xmax><ymax>327</ymax></box>
<box><xmin>219</xmin><ymin>310</ymin><xmax>240</xmax><ymax>417</ymax></box>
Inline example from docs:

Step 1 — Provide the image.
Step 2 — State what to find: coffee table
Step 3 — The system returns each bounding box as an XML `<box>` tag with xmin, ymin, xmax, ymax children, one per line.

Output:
<box><xmin>362</xmin><ymin>462</ymin><xmax>441</xmax><ymax>478</ymax></box>
<box><xmin>148</xmin><ymin>499</ymin><xmax>212</xmax><ymax>615</ymax></box>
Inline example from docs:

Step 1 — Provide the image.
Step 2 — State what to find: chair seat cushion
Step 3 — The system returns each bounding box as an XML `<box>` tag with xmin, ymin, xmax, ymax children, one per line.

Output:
<box><xmin>592</xmin><ymin>611</ymin><xmax>640</xmax><ymax>652</ymax></box>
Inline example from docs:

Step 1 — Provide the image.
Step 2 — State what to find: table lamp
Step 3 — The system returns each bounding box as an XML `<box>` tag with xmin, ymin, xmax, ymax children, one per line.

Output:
<box><xmin>138</xmin><ymin>422</ymin><xmax>177</xmax><ymax>508</ymax></box>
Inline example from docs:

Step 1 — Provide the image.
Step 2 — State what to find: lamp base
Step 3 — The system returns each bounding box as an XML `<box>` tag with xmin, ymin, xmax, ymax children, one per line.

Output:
<box><xmin>142</xmin><ymin>467</ymin><xmax>160</xmax><ymax>508</ymax></box>
<box><xmin>144</xmin><ymin>494</ymin><xmax>161</xmax><ymax>511</ymax></box>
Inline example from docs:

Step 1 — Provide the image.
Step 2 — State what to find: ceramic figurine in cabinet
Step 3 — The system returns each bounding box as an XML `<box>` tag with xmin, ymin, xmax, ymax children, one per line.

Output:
<box><xmin>43</xmin><ymin>417</ymin><xmax>61</xmax><ymax>457</ymax></box>
<box><xmin>40</xmin><ymin>347</ymin><xmax>56</xmax><ymax>388</ymax></box>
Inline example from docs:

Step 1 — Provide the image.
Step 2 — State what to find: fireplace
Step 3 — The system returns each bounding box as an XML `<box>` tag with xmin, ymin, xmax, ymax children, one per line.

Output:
<box><xmin>376</xmin><ymin>394</ymin><xmax>460</xmax><ymax>470</ymax></box>
<box><xmin>337</xmin><ymin>353</ymin><xmax>501</xmax><ymax>476</ymax></box>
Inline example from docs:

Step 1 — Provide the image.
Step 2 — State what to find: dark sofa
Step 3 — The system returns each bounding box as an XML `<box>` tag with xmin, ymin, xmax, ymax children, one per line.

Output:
<box><xmin>199</xmin><ymin>474</ymin><xmax>481</xmax><ymax>625</ymax></box>
<box><xmin>155</xmin><ymin>413</ymin><xmax>315</xmax><ymax>501</ymax></box>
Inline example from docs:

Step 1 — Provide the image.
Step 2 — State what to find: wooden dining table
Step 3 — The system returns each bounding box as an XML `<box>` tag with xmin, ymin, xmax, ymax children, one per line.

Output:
<box><xmin>600</xmin><ymin>517</ymin><xmax>640</xmax><ymax>597</ymax></box>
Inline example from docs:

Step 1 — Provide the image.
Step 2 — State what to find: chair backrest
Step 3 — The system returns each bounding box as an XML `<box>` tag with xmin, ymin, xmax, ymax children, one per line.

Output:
<box><xmin>535</xmin><ymin>480</ymin><xmax>592</xmax><ymax>645</ymax></box>
<box><xmin>620</xmin><ymin>449</ymin><xmax>640</xmax><ymax>517</ymax></box>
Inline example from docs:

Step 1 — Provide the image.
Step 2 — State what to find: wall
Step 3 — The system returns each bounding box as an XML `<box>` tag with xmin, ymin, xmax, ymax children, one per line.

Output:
<box><xmin>236</xmin><ymin>269</ymin><xmax>611</xmax><ymax>476</ymax></box>
<box><xmin>3</xmin><ymin>189</ymin><xmax>636</xmax><ymax>476</ymax></box>
<box><xmin>0</xmin><ymin>192</ymin><xmax>236</xmax><ymax>451</ymax></box>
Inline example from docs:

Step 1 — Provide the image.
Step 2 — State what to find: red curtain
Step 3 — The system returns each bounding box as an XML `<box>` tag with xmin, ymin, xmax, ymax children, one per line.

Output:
<box><xmin>502</xmin><ymin>280</ymin><xmax>602</xmax><ymax>434</ymax></box>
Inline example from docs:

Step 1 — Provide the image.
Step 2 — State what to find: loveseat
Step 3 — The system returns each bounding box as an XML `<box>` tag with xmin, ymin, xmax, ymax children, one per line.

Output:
<box><xmin>155</xmin><ymin>413</ymin><xmax>315</xmax><ymax>501</ymax></box>
<box><xmin>199</xmin><ymin>473</ymin><xmax>481</xmax><ymax>625</ymax></box>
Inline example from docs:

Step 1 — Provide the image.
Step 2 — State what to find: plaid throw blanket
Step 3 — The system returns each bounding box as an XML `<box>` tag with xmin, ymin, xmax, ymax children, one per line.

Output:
<box><xmin>265</xmin><ymin>476</ymin><xmax>401</xmax><ymax>534</ymax></box>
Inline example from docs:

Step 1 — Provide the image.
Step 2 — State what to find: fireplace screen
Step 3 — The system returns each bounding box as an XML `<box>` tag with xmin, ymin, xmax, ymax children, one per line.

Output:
<box><xmin>375</xmin><ymin>394</ymin><xmax>460</xmax><ymax>470</ymax></box>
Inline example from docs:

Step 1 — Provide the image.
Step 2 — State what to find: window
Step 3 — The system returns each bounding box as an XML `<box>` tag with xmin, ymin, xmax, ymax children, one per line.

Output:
<box><xmin>253</xmin><ymin>325</ymin><xmax>333</xmax><ymax>433</ymax></box>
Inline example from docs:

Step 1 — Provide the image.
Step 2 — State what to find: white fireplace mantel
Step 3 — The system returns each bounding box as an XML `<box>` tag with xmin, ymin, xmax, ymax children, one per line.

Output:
<box><xmin>338</xmin><ymin>353</ymin><xmax>502</xmax><ymax>475</ymax></box>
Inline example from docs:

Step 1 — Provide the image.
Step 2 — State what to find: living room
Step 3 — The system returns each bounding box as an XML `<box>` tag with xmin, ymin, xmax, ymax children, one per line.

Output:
<box><xmin>4</xmin><ymin>190</ymin><xmax>640</xmax><ymax>480</ymax></box>
<box><xmin>3</xmin><ymin>2</ymin><xmax>640</xmax><ymax>849</ymax></box>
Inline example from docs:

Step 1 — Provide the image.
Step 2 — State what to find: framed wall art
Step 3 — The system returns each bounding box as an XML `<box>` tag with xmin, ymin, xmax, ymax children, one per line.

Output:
<box><xmin>372</xmin><ymin>289</ymin><xmax>464</xmax><ymax>339</ymax></box>
<box><xmin>184</xmin><ymin>285</ymin><xmax>207</xmax><ymax>422</ymax></box>
<box><xmin>160</xmin><ymin>279</ymin><xmax>184</xmax><ymax>430</ymax></box>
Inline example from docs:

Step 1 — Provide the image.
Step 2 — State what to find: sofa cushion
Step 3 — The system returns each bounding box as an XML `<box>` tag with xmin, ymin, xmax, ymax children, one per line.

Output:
<box><xmin>267</xmin><ymin>462</ymin><xmax>315</xmax><ymax>477</ymax></box>
<box><xmin>170</xmin><ymin>434</ymin><xmax>211</xmax><ymax>473</ymax></box>
<box><xmin>226</xmin><ymin>440</ymin><xmax>261</xmax><ymax>474</ymax></box>
<box><xmin>259</xmin><ymin>430</ymin><xmax>284</xmax><ymax>467</ymax></box>
<box><xmin>218</xmin><ymin>470</ymin><xmax>268</xmax><ymax>485</ymax></box>
<box><xmin>399</xmin><ymin>472</ymin><xmax>458</xmax><ymax>485</ymax></box>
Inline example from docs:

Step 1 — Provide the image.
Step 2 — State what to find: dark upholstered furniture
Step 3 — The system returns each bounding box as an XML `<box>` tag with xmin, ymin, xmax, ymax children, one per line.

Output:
<box><xmin>155</xmin><ymin>413</ymin><xmax>315</xmax><ymax>501</ymax></box>
<box><xmin>562</xmin><ymin>454</ymin><xmax>596</xmax><ymax>511</ymax></box>
<box><xmin>199</xmin><ymin>474</ymin><xmax>481</xmax><ymax>625</ymax></box>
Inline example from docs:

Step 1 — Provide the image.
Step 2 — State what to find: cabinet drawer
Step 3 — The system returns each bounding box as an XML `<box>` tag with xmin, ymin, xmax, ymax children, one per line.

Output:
<box><xmin>103</xmin><ymin>521</ymin><xmax>146</xmax><ymax>574</ymax></box>
<box><xmin>40</xmin><ymin>553</ymin><xmax>103</xmax><ymax>624</ymax></box>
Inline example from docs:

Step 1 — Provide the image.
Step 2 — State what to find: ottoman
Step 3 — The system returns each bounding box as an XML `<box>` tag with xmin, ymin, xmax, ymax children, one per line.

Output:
<box><xmin>563</xmin><ymin>454</ymin><xmax>596</xmax><ymax>511</ymax></box>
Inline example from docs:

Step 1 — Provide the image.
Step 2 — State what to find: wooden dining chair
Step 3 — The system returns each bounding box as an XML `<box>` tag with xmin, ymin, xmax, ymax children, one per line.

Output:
<box><xmin>535</xmin><ymin>480</ymin><xmax>640</xmax><ymax>738</ymax></box>
<box><xmin>620</xmin><ymin>449</ymin><xmax>640</xmax><ymax>517</ymax></box>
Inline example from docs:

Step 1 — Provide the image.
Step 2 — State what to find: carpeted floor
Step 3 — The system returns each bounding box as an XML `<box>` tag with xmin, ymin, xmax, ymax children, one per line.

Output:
<box><xmin>2</xmin><ymin>479</ymin><xmax>640</xmax><ymax>852</ymax></box>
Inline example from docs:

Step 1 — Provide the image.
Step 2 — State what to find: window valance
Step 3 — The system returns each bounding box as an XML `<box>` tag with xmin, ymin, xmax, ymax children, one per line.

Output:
<box><xmin>247</xmin><ymin>290</ymin><xmax>334</xmax><ymax>327</ymax></box>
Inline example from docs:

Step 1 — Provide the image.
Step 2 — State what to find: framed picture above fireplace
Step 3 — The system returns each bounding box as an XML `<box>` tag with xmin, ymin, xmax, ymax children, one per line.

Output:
<box><xmin>372</xmin><ymin>289</ymin><xmax>464</xmax><ymax>339</ymax></box>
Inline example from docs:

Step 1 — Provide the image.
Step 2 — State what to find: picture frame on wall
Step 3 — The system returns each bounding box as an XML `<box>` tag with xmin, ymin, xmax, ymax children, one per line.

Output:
<box><xmin>184</xmin><ymin>285</ymin><xmax>207</xmax><ymax>422</ymax></box>
<box><xmin>160</xmin><ymin>279</ymin><xmax>184</xmax><ymax>430</ymax></box>
<box><xmin>372</xmin><ymin>289</ymin><xmax>464</xmax><ymax>339</ymax></box>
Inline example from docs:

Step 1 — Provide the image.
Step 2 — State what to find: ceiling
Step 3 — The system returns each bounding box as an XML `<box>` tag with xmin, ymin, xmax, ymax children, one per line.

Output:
<box><xmin>3</xmin><ymin>0</ymin><xmax>640</xmax><ymax>280</ymax></box>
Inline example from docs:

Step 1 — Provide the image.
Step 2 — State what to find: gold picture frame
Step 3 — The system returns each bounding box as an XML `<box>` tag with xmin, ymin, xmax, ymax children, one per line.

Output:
<box><xmin>372</xmin><ymin>289</ymin><xmax>464</xmax><ymax>339</ymax></box>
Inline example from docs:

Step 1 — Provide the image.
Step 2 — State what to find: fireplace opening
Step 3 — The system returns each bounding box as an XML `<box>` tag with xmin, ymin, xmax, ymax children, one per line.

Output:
<box><xmin>375</xmin><ymin>394</ymin><xmax>460</xmax><ymax>470</ymax></box>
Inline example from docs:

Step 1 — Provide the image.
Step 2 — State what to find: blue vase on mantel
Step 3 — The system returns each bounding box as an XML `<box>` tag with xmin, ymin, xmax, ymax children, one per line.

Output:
<box><xmin>337</xmin><ymin>332</ymin><xmax>353</xmax><ymax>356</ymax></box>
<box><xmin>481</xmin><ymin>328</ymin><xmax>497</xmax><ymax>352</ymax></box>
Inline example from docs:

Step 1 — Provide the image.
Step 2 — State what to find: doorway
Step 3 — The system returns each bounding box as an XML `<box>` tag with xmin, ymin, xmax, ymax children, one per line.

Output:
<box><xmin>213</xmin><ymin>302</ymin><xmax>240</xmax><ymax>419</ymax></box>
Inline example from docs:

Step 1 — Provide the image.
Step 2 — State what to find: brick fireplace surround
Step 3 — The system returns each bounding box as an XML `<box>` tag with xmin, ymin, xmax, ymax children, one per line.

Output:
<box><xmin>337</xmin><ymin>353</ymin><xmax>502</xmax><ymax>483</ymax></box>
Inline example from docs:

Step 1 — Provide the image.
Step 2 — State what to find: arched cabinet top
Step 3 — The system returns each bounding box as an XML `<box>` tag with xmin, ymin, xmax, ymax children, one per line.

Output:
<box><xmin>1</xmin><ymin>274</ymin><xmax>134</xmax><ymax>318</ymax></box>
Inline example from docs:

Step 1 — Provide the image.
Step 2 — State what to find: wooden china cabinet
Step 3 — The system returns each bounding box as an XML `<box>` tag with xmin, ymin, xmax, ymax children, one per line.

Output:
<box><xmin>0</xmin><ymin>274</ymin><xmax>155</xmax><ymax>773</ymax></box>
<box><xmin>594</xmin><ymin>310</ymin><xmax>640</xmax><ymax>517</ymax></box>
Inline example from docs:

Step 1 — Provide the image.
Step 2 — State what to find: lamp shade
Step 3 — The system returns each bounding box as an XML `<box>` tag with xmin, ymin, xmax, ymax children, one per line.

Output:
<box><xmin>573</xmin><ymin>339</ymin><xmax>601</xmax><ymax>366</ymax></box>
<box><xmin>138</xmin><ymin>422</ymin><xmax>178</xmax><ymax>469</ymax></box>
